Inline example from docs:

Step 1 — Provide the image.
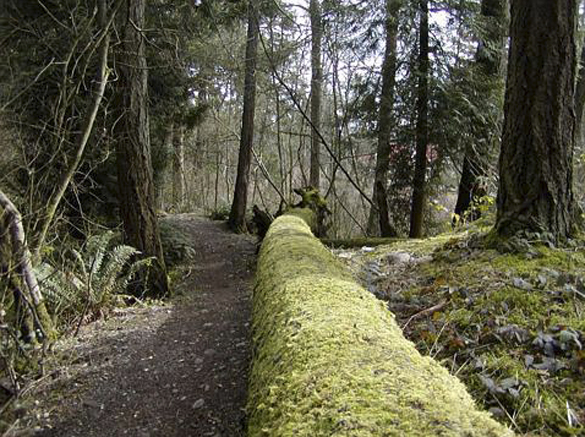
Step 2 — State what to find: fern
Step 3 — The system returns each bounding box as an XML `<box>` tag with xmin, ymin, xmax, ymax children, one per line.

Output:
<box><xmin>35</xmin><ymin>232</ymin><xmax>154</xmax><ymax>325</ymax></box>
<box><xmin>94</xmin><ymin>244</ymin><xmax>141</xmax><ymax>305</ymax></box>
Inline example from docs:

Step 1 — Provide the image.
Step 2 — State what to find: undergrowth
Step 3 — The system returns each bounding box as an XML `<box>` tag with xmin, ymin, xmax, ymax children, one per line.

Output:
<box><xmin>36</xmin><ymin>231</ymin><xmax>153</xmax><ymax>329</ymax></box>
<box><xmin>337</xmin><ymin>229</ymin><xmax>585</xmax><ymax>436</ymax></box>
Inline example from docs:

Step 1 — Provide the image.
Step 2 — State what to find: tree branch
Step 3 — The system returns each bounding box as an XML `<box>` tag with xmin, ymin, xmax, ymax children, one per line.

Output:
<box><xmin>35</xmin><ymin>0</ymin><xmax>114</xmax><ymax>259</ymax></box>
<box><xmin>257</xmin><ymin>27</ymin><xmax>376</xmax><ymax>210</ymax></box>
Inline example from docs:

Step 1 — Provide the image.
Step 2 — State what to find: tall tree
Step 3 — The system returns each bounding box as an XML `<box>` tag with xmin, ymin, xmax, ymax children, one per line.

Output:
<box><xmin>172</xmin><ymin>125</ymin><xmax>186</xmax><ymax>210</ymax></box>
<box><xmin>229</xmin><ymin>0</ymin><xmax>260</xmax><ymax>232</ymax></box>
<box><xmin>453</xmin><ymin>0</ymin><xmax>507</xmax><ymax>221</ymax></box>
<box><xmin>575</xmin><ymin>33</ymin><xmax>585</xmax><ymax>150</ymax></box>
<box><xmin>309</xmin><ymin>0</ymin><xmax>323</xmax><ymax>190</ymax></box>
<box><xmin>496</xmin><ymin>0</ymin><xmax>576</xmax><ymax>241</ymax></box>
<box><xmin>409</xmin><ymin>0</ymin><xmax>430</xmax><ymax>238</ymax></box>
<box><xmin>115</xmin><ymin>0</ymin><xmax>169</xmax><ymax>296</ymax></box>
<box><xmin>367</xmin><ymin>0</ymin><xmax>401</xmax><ymax>237</ymax></box>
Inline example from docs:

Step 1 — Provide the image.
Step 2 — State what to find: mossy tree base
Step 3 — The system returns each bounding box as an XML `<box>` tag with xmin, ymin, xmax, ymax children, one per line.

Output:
<box><xmin>249</xmin><ymin>215</ymin><xmax>513</xmax><ymax>436</ymax></box>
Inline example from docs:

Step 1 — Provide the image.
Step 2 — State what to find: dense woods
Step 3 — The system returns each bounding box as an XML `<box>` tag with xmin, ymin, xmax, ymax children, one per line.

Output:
<box><xmin>1</xmin><ymin>0</ymin><xmax>585</xmax><ymax>435</ymax></box>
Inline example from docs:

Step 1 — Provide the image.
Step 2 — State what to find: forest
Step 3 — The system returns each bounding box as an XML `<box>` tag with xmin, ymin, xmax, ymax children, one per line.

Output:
<box><xmin>0</xmin><ymin>0</ymin><xmax>584</xmax><ymax>436</ymax></box>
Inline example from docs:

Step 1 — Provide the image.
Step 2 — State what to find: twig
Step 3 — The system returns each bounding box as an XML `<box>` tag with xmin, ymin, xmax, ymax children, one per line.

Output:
<box><xmin>257</xmin><ymin>28</ymin><xmax>377</xmax><ymax>210</ymax></box>
<box><xmin>251</xmin><ymin>149</ymin><xmax>288</xmax><ymax>207</ymax></box>
<box><xmin>0</xmin><ymin>59</ymin><xmax>56</xmax><ymax>112</ymax></box>
<box><xmin>402</xmin><ymin>299</ymin><xmax>447</xmax><ymax>330</ymax></box>
<box><xmin>35</xmin><ymin>0</ymin><xmax>114</xmax><ymax>259</ymax></box>
<box><xmin>210</xmin><ymin>110</ymin><xmax>288</xmax><ymax>207</ymax></box>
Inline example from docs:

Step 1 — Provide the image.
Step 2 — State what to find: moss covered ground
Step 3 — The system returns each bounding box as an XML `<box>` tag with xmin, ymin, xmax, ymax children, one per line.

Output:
<box><xmin>335</xmin><ymin>229</ymin><xmax>585</xmax><ymax>436</ymax></box>
<box><xmin>249</xmin><ymin>215</ymin><xmax>512</xmax><ymax>436</ymax></box>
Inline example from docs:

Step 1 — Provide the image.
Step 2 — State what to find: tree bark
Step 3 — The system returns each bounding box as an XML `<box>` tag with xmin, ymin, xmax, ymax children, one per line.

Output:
<box><xmin>172</xmin><ymin>124</ymin><xmax>185</xmax><ymax>211</ymax></box>
<box><xmin>367</xmin><ymin>0</ymin><xmax>401</xmax><ymax>237</ymax></box>
<box><xmin>409</xmin><ymin>0</ymin><xmax>429</xmax><ymax>238</ymax></box>
<box><xmin>229</xmin><ymin>1</ymin><xmax>259</xmax><ymax>232</ymax></box>
<box><xmin>115</xmin><ymin>0</ymin><xmax>169</xmax><ymax>297</ymax></box>
<box><xmin>309</xmin><ymin>0</ymin><xmax>322</xmax><ymax>190</ymax></box>
<box><xmin>575</xmin><ymin>38</ymin><xmax>585</xmax><ymax>150</ymax></box>
<box><xmin>495</xmin><ymin>0</ymin><xmax>576</xmax><ymax>241</ymax></box>
<box><xmin>454</xmin><ymin>0</ymin><xmax>507</xmax><ymax>221</ymax></box>
<box><xmin>0</xmin><ymin>189</ymin><xmax>55</xmax><ymax>342</ymax></box>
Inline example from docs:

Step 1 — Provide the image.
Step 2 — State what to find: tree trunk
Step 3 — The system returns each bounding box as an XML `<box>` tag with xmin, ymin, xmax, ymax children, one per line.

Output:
<box><xmin>454</xmin><ymin>0</ymin><xmax>507</xmax><ymax>221</ymax></box>
<box><xmin>309</xmin><ymin>0</ymin><xmax>322</xmax><ymax>190</ymax></box>
<box><xmin>495</xmin><ymin>0</ymin><xmax>576</xmax><ymax>241</ymax></box>
<box><xmin>156</xmin><ymin>122</ymin><xmax>174</xmax><ymax>211</ymax></box>
<box><xmin>0</xmin><ymin>189</ymin><xmax>55</xmax><ymax>342</ymax></box>
<box><xmin>575</xmin><ymin>39</ymin><xmax>585</xmax><ymax>150</ymax></box>
<box><xmin>229</xmin><ymin>1</ymin><xmax>259</xmax><ymax>232</ymax></box>
<box><xmin>409</xmin><ymin>0</ymin><xmax>429</xmax><ymax>238</ymax></box>
<box><xmin>172</xmin><ymin>124</ymin><xmax>185</xmax><ymax>211</ymax></box>
<box><xmin>367</xmin><ymin>0</ymin><xmax>401</xmax><ymax>237</ymax></box>
<box><xmin>115</xmin><ymin>0</ymin><xmax>169</xmax><ymax>297</ymax></box>
<box><xmin>573</xmin><ymin>21</ymin><xmax>585</xmax><ymax>198</ymax></box>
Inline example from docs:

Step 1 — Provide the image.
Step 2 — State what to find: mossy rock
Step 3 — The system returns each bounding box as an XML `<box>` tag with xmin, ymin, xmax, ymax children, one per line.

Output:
<box><xmin>159</xmin><ymin>220</ymin><xmax>196</xmax><ymax>268</ymax></box>
<box><xmin>248</xmin><ymin>214</ymin><xmax>513</xmax><ymax>436</ymax></box>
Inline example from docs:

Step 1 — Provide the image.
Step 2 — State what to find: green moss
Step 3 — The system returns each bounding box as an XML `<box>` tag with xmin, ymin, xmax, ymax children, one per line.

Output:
<box><xmin>284</xmin><ymin>207</ymin><xmax>317</xmax><ymax>231</ymax></box>
<box><xmin>297</xmin><ymin>186</ymin><xmax>327</xmax><ymax>209</ymax></box>
<box><xmin>249</xmin><ymin>215</ymin><xmax>512</xmax><ymax>436</ymax></box>
<box><xmin>159</xmin><ymin>219</ymin><xmax>197</xmax><ymax>268</ymax></box>
<box><xmin>345</xmin><ymin>230</ymin><xmax>585</xmax><ymax>436</ymax></box>
<box><xmin>36</xmin><ymin>302</ymin><xmax>58</xmax><ymax>342</ymax></box>
<box><xmin>491</xmin><ymin>248</ymin><xmax>583</xmax><ymax>275</ymax></box>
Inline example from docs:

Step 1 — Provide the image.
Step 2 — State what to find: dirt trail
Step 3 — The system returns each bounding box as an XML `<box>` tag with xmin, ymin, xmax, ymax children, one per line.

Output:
<box><xmin>27</xmin><ymin>214</ymin><xmax>256</xmax><ymax>437</ymax></box>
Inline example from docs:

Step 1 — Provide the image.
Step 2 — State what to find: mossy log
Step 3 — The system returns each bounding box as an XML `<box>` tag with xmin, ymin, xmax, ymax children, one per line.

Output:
<box><xmin>249</xmin><ymin>214</ymin><xmax>513</xmax><ymax>436</ymax></box>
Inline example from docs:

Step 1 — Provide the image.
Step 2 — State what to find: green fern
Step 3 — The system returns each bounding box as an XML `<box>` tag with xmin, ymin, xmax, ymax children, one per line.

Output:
<box><xmin>36</xmin><ymin>232</ymin><xmax>154</xmax><ymax>324</ymax></box>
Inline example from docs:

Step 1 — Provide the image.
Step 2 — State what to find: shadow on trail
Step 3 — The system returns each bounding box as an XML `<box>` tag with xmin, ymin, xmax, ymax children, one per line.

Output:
<box><xmin>39</xmin><ymin>215</ymin><xmax>256</xmax><ymax>437</ymax></box>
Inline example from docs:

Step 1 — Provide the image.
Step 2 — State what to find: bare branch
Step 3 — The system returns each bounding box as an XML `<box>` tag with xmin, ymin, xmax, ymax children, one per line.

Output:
<box><xmin>257</xmin><ymin>26</ymin><xmax>376</xmax><ymax>210</ymax></box>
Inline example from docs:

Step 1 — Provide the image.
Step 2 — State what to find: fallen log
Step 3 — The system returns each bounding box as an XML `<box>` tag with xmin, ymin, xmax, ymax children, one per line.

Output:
<box><xmin>0</xmin><ymin>188</ymin><xmax>55</xmax><ymax>342</ymax></box>
<box><xmin>248</xmin><ymin>212</ymin><xmax>513</xmax><ymax>436</ymax></box>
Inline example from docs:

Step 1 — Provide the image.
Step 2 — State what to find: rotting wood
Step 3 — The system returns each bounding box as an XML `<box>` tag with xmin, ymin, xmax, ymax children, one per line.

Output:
<box><xmin>0</xmin><ymin>188</ymin><xmax>55</xmax><ymax>342</ymax></box>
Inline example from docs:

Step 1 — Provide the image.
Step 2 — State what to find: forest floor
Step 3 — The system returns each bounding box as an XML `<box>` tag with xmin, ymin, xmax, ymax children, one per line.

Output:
<box><xmin>7</xmin><ymin>214</ymin><xmax>256</xmax><ymax>437</ymax></box>
<box><xmin>335</xmin><ymin>227</ymin><xmax>585</xmax><ymax>436</ymax></box>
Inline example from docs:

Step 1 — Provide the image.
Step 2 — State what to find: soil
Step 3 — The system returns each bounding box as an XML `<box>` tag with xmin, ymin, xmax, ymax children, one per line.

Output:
<box><xmin>12</xmin><ymin>214</ymin><xmax>256</xmax><ymax>437</ymax></box>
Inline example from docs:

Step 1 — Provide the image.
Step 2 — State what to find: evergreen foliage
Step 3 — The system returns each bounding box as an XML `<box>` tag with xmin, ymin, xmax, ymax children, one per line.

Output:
<box><xmin>35</xmin><ymin>232</ymin><xmax>152</xmax><ymax>325</ymax></box>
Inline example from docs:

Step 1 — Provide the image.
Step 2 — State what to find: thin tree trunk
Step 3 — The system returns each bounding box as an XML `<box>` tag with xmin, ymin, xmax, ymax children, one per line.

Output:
<box><xmin>495</xmin><ymin>0</ymin><xmax>576</xmax><ymax>241</ymax></box>
<box><xmin>368</xmin><ymin>0</ymin><xmax>401</xmax><ymax>237</ymax></box>
<box><xmin>172</xmin><ymin>125</ymin><xmax>185</xmax><ymax>211</ymax></box>
<box><xmin>288</xmin><ymin>131</ymin><xmax>294</xmax><ymax>201</ymax></box>
<box><xmin>229</xmin><ymin>1</ymin><xmax>259</xmax><ymax>232</ymax></box>
<box><xmin>274</xmin><ymin>74</ymin><xmax>286</xmax><ymax>196</ymax></box>
<box><xmin>35</xmin><ymin>0</ymin><xmax>112</xmax><ymax>259</ymax></box>
<box><xmin>225</xmin><ymin>141</ymin><xmax>231</xmax><ymax>205</ymax></box>
<box><xmin>409</xmin><ymin>0</ymin><xmax>430</xmax><ymax>238</ymax></box>
<box><xmin>309</xmin><ymin>0</ymin><xmax>323</xmax><ymax>190</ymax></box>
<box><xmin>454</xmin><ymin>0</ymin><xmax>507</xmax><ymax>221</ymax></box>
<box><xmin>214</xmin><ymin>150</ymin><xmax>221</xmax><ymax>210</ymax></box>
<box><xmin>115</xmin><ymin>0</ymin><xmax>168</xmax><ymax>297</ymax></box>
<box><xmin>157</xmin><ymin>122</ymin><xmax>174</xmax><ymax>211</ymax></box>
